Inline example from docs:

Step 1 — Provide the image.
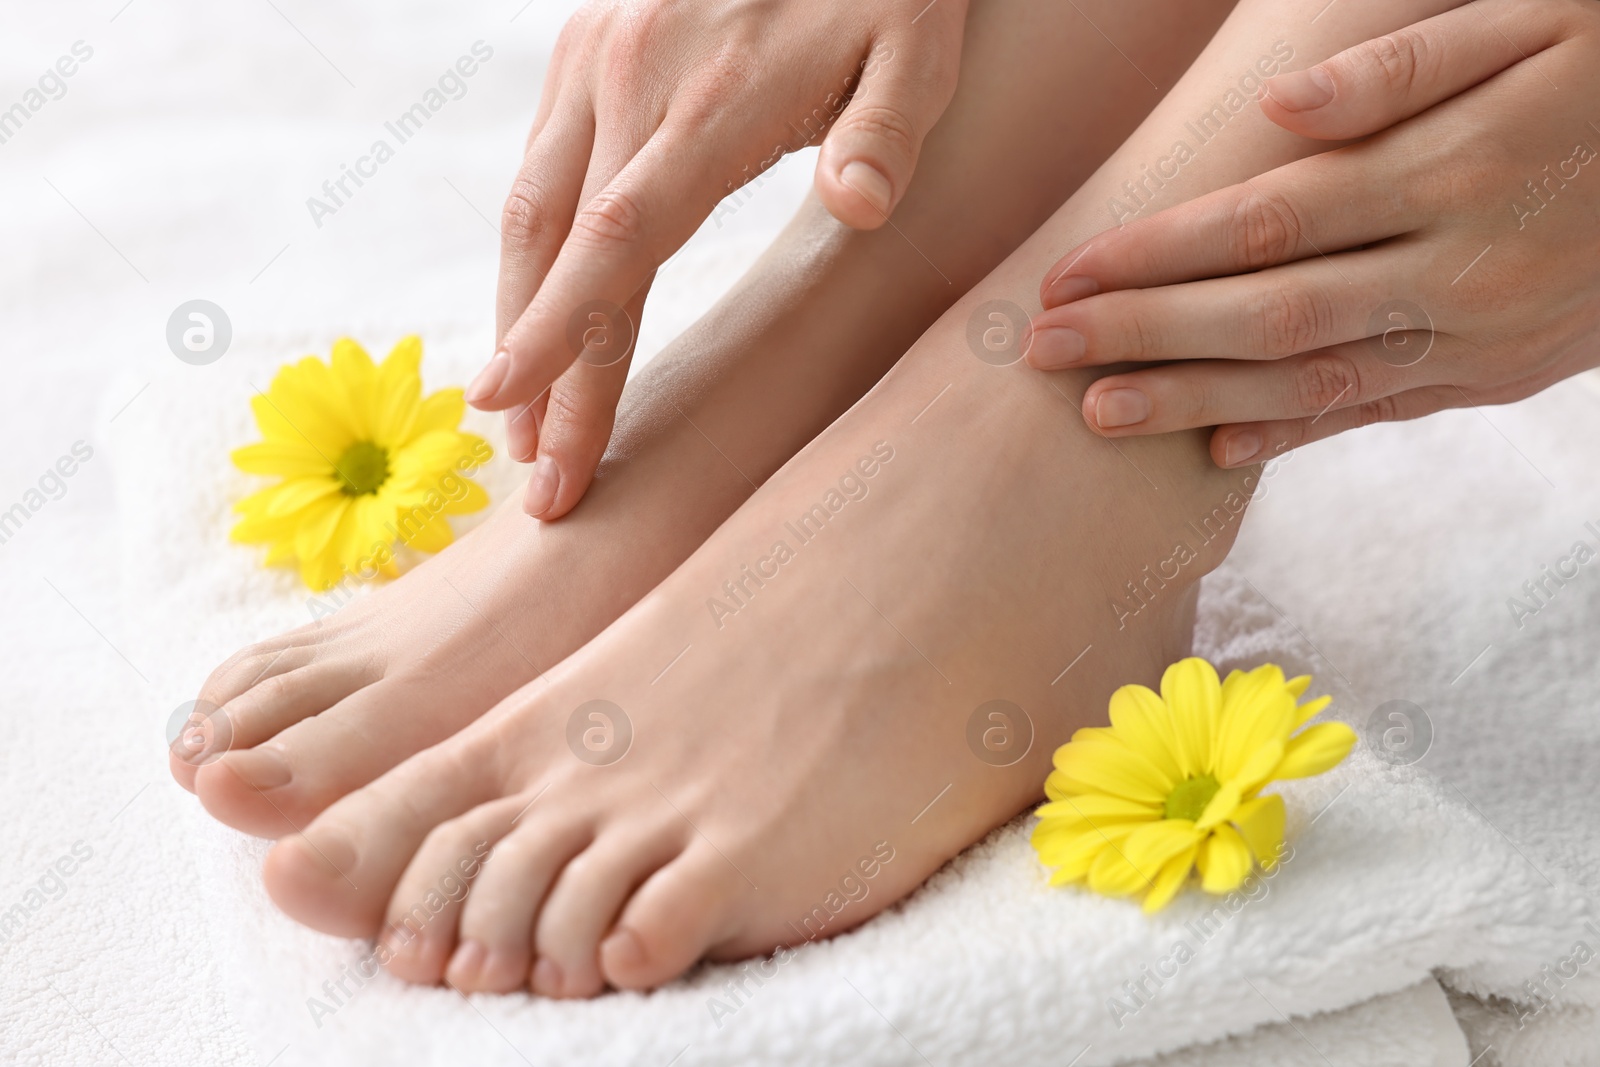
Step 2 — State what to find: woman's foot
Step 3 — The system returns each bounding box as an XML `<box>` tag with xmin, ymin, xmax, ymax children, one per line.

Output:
<box><xmin>254</xmin><ymin>0</ymin><xmax>1458</xmax><ymax>992</ymax></box>
<box><xmin>259</xmin><ymin>312</ymin><xmax>1250</xmax><ymax>994</ymax></box>
<box><xmin>170</xmin><ymin>0</ymin><xmax>1219</xmax><ymax>841</ymax></box>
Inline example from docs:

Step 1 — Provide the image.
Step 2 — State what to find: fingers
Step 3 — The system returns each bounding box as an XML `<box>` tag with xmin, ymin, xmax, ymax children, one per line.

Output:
<box><xmin>521</xmin><ymin>285</ymin><xmax>646</xmax><ymax>520</ymax></box>
<box><xmin>1032</xmin><ymin>249</ymin><xmax>1402</xmax><ymax>368</ymax></box>
<box><xmin>1039</xmin><ymin>149</ymin><xmax>1416</xmax><ymax>308</ymax></box>
<box><xmin>1209</xmin><ymin>384</ymin><xmax>1467</xmax><ymax>467</ymax></box>
<box><xmin>815</xmin><ymin>19</ymin><xmax>963</xmax><ymax>228</ymax></box>
<box><xmin>1259</xmin><ymin>0</ymin><xmax>1570</xmax><ymax>141</ymax></box>
<box><xmin>470</xmin><ymin>121</ymin><xmax>715</xmax><ymax>417</ymax></box>
<box><xmin>492</xmin><ymin>101</ymin><xmax>596</xmax><ymax>352</ymax></box>
<box><xmin>1076</xmin><ymin>334</ymin><xmax>1450</xmax><ymax>448</ymax></box>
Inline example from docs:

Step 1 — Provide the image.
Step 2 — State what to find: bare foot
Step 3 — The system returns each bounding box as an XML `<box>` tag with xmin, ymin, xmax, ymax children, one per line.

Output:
<box><xmin>258</xmin><ymin>298</ymin><xmax>1248</xmax><ymax>995</ymax></box>
<box><xmin>170</xmin><ymin>0</ymin><xmax>1216</xmax><ymax>841</ymax></box>
<box><xmin>255</xmin><ymin>0</ymin><xmax>1458</xmax><ymax>994</ymax></box>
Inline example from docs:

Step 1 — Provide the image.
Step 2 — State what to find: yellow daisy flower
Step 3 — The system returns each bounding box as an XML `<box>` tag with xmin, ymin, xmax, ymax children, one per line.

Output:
<box><xmin>1031</xmin><ymin>658</ymin><xmax>1356</xmax><ymax>914</ymax></box>
<box><xmin>230</xmin><ymin>336</ymin><xmax>492</xmax><ymax>591</ymax></box>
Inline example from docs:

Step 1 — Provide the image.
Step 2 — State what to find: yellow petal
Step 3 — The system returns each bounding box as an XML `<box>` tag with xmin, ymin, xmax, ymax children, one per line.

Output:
<box><xmin>1285</xmin><ymin>674</ymin><xmax>1312</xmax><ymax>699</ymax></box>
<box><xmin>1034</xmin><ymin>794</ymin><xmax>1162</xmax><ymax>826</ymax></box>
<box><xmin>413</xmin><ymin>387</ymin><xmax>466</xmax><ymax>438</ymax></box>
<box><xmin>1194</xmin><ymin>780</ymin><xmax>1242</xmax><ymax>831</ymax></box>
<box><xmin>1230</xmin><ymin>738</ymin><xmax>1285</xmax><ymax>796</ymax></box>
<box><xmin>230</xmin><ymin>441</ymin><xmax>329</xmax><ymax>478</ymax></box>
<box><xmin>1161</xmin><ymin>657</ymin><xmax>1221</xmax><ymax>776</ymax></box>
<box><xmin>1143</xmin><ymin>843</ymin><xmax>1199</xmax><ymax>914</ymax></box>
<box><xmin>1294</xmin><ymin>694</ymin><xmax>1333</xmax><ymax>728</ymax></box>
<box><xmin>1215</xmin><ymin>665</ymin><xmax>1296</xmax><ymax>781</ymax></box>
<box><xmin>1087</xmin><ymin>840</ymin><xmax>1154</xmax><ymax>898</ymax></box>
<box><xmin>1197</xmin><ymin>824</ymin><xmax>1252</xmax><ymax>893</ymax></box>
<box><xmin>1053</xmin><ymin>735</ymin><xmax>1174</xmax><ymax>805</ymax></box>
<box><xmin>294</xmin><ymin>495</ymin><xmax>349</xmax><ymax>564</ymax></box>
<box><xmin>1231</xmin><ymin>794</ymin><xmax>1286</xmax><ymax>868</ymax></box>
<box><xmin>1120</xmin><ymin>819</ymin><xmax>1203</xmax><ymax>879</ymax></box>
<box><xmin>373</xmin><ymin>336</ymin><xmax>423</xmax><ymax>444</ymax></box>
<box><xmin>264</xmin><ymin>478</ymin><xmax>343</xmax><ymax>519</ymax></box>
<box><xmin>1274</xmin><ymin>722</ymin><xmax>1357</xmax><ymax>780</ymax></box>
<box><xmin>331</xmin><ymin>338</ymin><xmax>376</xmax><ymax>438</ymax></box>
<box><xmin>1108</xmin><ymin>684</ymin><xmax>1185</xmax><ymax>784</ymax></box>
<box><xmin>440</xmin><ymin>478</ymin><xmax>490</xmax><ymax>515</ymax></box>
<box><xmin>1037</xmin><ymin>821</ymin><xmax>1140</xmax><ymax>884</ymax></box>
<box><xmin>401</xmin><ymin>511</ymin><xmax>455</xmax><ymax>554</ymax></box>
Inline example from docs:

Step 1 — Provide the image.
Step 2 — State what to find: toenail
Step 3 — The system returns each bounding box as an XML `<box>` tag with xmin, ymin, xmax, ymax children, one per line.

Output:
<box><xmin>532</xmin><ymin>957</ymin><xmax>564</xmax><ymax>996</ymax></box>
<box><xmin>1094</xmin><ymin>388</ymin><xmax>1150</xmax><ymax>429</ymax></box>
<box><xmin>446</xmin><ymin>939</ymin><xmax>486</xmax><ymax>985</ymax></box>
<box><xmin>1223</xmin><ymin>430</ymin><xmax>1263</xmax><ymax>467</ymax></box>
<box><xmin>601</xmin><ymin>927</ymin><xmax>645</xmax><ymax>972</ymax></box>
<box><xmin>223</xmin><ymin>746</ymin><xmax>291</xmax><ymax>789</ymax></box>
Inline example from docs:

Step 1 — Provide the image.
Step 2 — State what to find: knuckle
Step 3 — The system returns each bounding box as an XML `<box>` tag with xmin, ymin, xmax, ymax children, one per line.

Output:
<box><xmin>570</xmin><ymin>186</ymin><xmax>647</xmax><ymax>250</ymax></box>
<box><xmin>1291</xmin><ymin>351</ymin><xmax>1362</xmax><ymax>415</ymax></box>
<box><xmin>501</xmin><ymin>176</ymin><xmax>550</xmax><ymax>249</ymax></box>
<box><xmin>1227</xmin><ymin>189</ymin><xmax>1304</xmax><ymax>270</ymax></box>
<box><xmin>1354</xmin><ymin>394</ymin><xmax>1401</xmax><ymax>429</ymax></box>
<box><xmin>837</xmin><ymin>103</ymin><xmax>920</xmax><ymax>162</ymax></box>
<box><xmin>1119</xmin><ymin>304</ymin><xmax>1166</xmax><ymax>360</ymax></box>
<box><xmin>1363</xmin><ymin>29</ymin><xmax>1428</xmax><ymax>96</ymax></box>
<box><xmin>540</xmin><ymin>381</ymin><xmax>596</xmax><ymax>435</ymax></box>
<box><xmin>1255</xmin><ymin>285</ymin><xmax>1335</xmax><ymax>358</ymax></box>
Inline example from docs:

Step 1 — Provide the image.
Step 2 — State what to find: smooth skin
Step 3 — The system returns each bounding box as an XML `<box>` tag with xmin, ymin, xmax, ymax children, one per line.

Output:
<box><xmin>467</xmin><ymin>0</ymin><xmax>972</xmax><ymax>520</ymax></box>
<box><xmin>1029</xmin><ymin>0</ymin><xmax>1600</xmax><ymax>466</ymax></box>
<box><xmin>260</xmin><ymin>0</ymin><xmax>1471</xmax><ymax>998</ymax></box>
<box><xmin>176</xmin><ymin>0</ymin><xmax>1232</xmax><ymax>838</ymax></box>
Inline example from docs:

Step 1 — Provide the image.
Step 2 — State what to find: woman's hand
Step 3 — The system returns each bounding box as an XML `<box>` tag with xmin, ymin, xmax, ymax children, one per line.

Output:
<box><xmin>474</xmin><ymin>0</ymin><xmax>968</xmax><ymax>517</ymax></box>
<box><xmin>1029</xmin><ymin>0</ymin><xmax>1600</xmax><ymax>468</ymax></box>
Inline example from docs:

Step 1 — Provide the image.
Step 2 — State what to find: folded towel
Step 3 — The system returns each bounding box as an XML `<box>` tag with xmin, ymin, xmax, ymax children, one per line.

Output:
<box><xmin>109</xmin><ymin>347</ymin><xmax>1600</xmax><ymax>1067</ymax></box>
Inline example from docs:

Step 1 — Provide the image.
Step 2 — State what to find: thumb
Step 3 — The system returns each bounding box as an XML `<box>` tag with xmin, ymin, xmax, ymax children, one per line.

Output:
<box><xmin>1258</xmin><ymin>0</ymin><xmax>1565</xmax><ymax>140</ymax></box>
<box><xmin>815</xmin><ymin>33</ymin><xmax>960</xmax><ymax>229</ymax></box>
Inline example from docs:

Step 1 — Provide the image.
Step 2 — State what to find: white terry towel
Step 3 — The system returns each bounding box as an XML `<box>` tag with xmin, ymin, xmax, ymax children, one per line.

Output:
<box><xmin>108</xmin><ymin>348</ymin><xmax>1599</xmax><ymax>1067</ymax></box>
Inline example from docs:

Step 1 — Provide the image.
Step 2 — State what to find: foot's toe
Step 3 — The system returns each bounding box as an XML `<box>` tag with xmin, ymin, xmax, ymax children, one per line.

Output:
<box><xmin>532</xmin><ymin>820</ymin><xmax>687</xmax><ymax>998</ymax></box>
<box><xmin>262</xmin><ymin>727</ymin><xmax>504</xmax><ymax>938</ymax></box>
<box><xmin>600</xmin><ymin>845</ymin><xmax>746</xmax><ymax>992</ymax></box>
<box><xmin>170</xmin><ymin>636</ymin><xmax>319</xmax><ymax>791</ymax></box>
<box><xmin>380</xmin><ymin>794</ymin><xmax>528</xmax><ymax>984</ymax></box>
<box><xmin>446</xmin><ymin>810</ymin><xmax>591</xmax><ymax>993</ymax></box>
<box><xmin>194</xmin><ymin>671</ymin><xmax>465</xmax><ymax>838</ymax></box>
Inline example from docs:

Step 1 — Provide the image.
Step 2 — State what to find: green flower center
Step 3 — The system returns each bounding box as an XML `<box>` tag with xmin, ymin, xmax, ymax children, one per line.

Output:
<box><xmin>1164</xmin><ymin>773</ymin><xmax>1221</xmax><ymax>822</ymax></box>
<box><xmin>334</xmin><ymin>440</ymin><xmax>390</xmax><ymax>496</ymax></box>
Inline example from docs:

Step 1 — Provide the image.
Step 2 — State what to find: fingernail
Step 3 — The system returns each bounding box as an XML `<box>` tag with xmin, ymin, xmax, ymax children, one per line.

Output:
<box><xmin>1046</xmin><ymin>275</ymin><xmax>1100</xmax><ymax>307</ymax></box>
<box><xmin>1027</xmin><ymin>326</ymin><xmax>1088</xmax><ymax>369</ymax></box>
<box><xmin>601</xmin><ymin>927</ymin><xmax>645</xmax><ymax>972</ymax></box>
<box><xmin>1094</xmin><ymin>388</ymin><xmax>1150</xmax><ymax>429</ymax></box>
<box><xmin>465</xmin><ymin>350</ymin><xmax>511</xmax><ymax>406</ymax></box>
<box><xmin>532</xmin><ymin>957</ymin><xmax>564</xmax><ymax>996</ymax></box>
<box><xmin>446</xmin><ymin>940</ymin><xmax>487</xmax><ymax>986</ymax></box>
<box><xmin>524</xmin><ymin>455</ymin><xmax>559</xmax><ymax>518</ymax></box>
<box><xmin>1263</xmin><ymin>67</ymin><xmax>1334</xmax><ymax>112</ymax></box>
<box><xmin>840</xmin><ymin>160</ymin><xmax>893</xmax><ymax>216</ymax></box>
<box><xmin>1223</xmin><ymin>430</ymin><xmax>1263</xmax><ymax>467</ymax></box>
<box><xmin>222</xmin><ymin>745</ymin><xmax>291</xmax><ymax>789</ymax></box>
<box><xmin>506</xmin><ymin>405</ymin><xmax>537</xmax><ymax>462</ymax></box>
